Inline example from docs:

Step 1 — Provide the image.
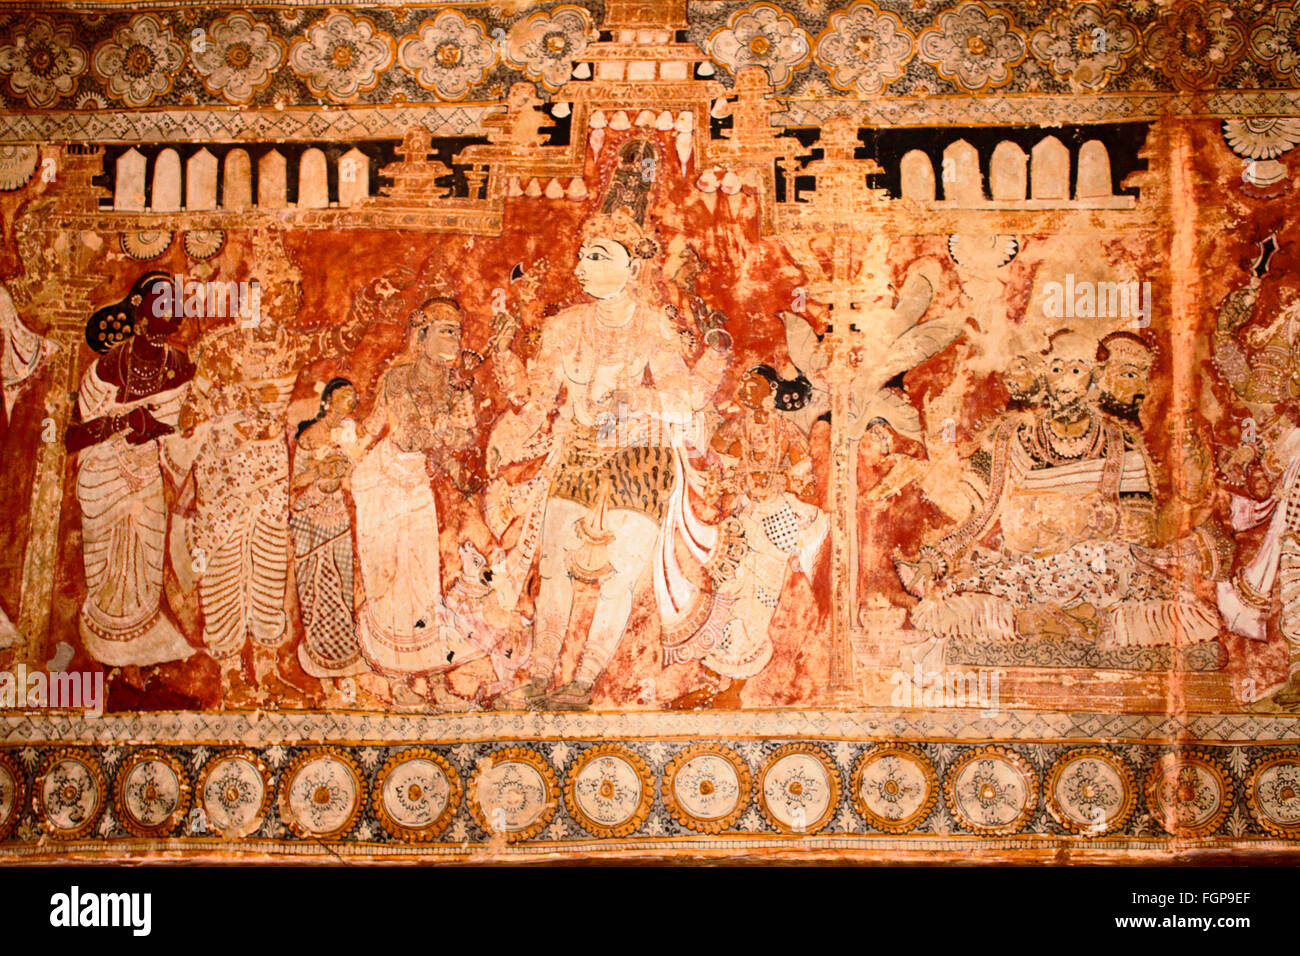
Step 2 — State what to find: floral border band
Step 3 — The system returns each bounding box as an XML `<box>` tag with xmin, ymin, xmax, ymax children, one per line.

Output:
<box><xmin>1</xmin><ymin>2</ymin><xmax>1300</xmax><ymax>121</ymax></box>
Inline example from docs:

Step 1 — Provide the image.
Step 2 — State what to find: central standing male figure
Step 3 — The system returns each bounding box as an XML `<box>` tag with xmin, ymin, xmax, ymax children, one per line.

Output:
<box><xmin>493</xmin><ymin>212</ymin><xmax>727</xmax><ymax>710</ymax></box>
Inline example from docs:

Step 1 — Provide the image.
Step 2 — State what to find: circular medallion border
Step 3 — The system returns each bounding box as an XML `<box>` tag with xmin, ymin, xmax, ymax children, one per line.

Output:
<box><xmin>466</xmin><ymin>746</ymin><xmax>559</xmax><ymax>843</ymax></box>
<box><xmin>113</xmin><ymin>747</ymin><xmax>191</xmax><ymax>838</ymax></box>
<box><xmin>1144</xmin><ymin>751</ymin><xmax>1233</xmax><ymax>838</ymax></box>
<box><xmin>33</xmin><ymin>748</ymin><xmax>107</xmax><ymax>841</ymax></box>
<box><xmin>1044</xmin><ymin>747</ymin><xmax>1136</xmax><ymax>837</ymax></box>
<box><xmin>196</xmin><ymin>748</ymin><xmax>273</xmax><ymax>839</ymax></box>
<box><xmin>1245</xmin><ymin>749</ymin><xmax>1300</xmax><ymax>839</ymax></box>
<box><xmin>756</xmin><ymin>743</ymin><xmax>841</xmax><ymax>834</ymax></box>
<box><xmin>372</xmin><ymin>747</ymin><xmax>461</xmax><ymax>842</ymax></box>
<box><xmin>661</xmin><ymin>742</ymin><xmax>752</xmax><ymax>834</ymax></box>
<box><xmin>0</xmin><ymin>750</ymin><xmax>26</xmax><ymax>843</ymax></box>
<box><xmin>278</xmin><ymin>747</ymin><xmax>366</xmax><ymax>841</ymax></box>
<box><xmin>943</xmin><ymin>745</ymin><xmax>1039</xmax><ymax>837</ymax></box>
<box><xmin>563</xmin><ymin>743</ymin><xmax>654</xmax><ymax>839</ymax></box>
<box><xmin>850</xmin><ymin>743</ymin><xmax>939</xmax><ymax>833</ymax></box>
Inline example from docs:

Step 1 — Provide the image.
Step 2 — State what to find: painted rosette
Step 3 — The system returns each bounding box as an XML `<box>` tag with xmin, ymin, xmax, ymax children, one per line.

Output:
<box><xmin>1245</xmin><ymin>750</ymin><xmax>1300</xmax><ymax>839</ymax></box>
<box><xmin>114</xmin><ymin>748</ymin><xmax>191</xmax><ymax>838</ymax></box>
<box><xmin>1044</xmin><ymin>747</ymin><xmax>1135</xmax><ymax>837</ymax></box>
<box><xmin>851</xmin><ymin>743</ymin><xmax>939</xmax><ymax>833</ymax></box>
<box><xmin>467</xmin><ymin>746</ymin><xmax>558</xmax><ymax>842</ymax></box>
<box><xmin>0</xmin><ymin>146</ymin><xmax>39</xmax><ymax>190</ymax></box>
<box><xmin>563</xmin><ymin>744</ymin><xmax>654</xmax><ymax>838</ymax></box>
<box><xmin>120</xmin><ymin>230</ymin><xmax>173</xmax><ymax>260</ymax></box>
<box><xmin>1144</xmin><ymin>751</ymin><xmax>1233</xmax><ymax>838</ymax></box>
<box><xmin>373</xmin><ymin>747</ymin><xmax>461</xmax><ymax>842</ymax></box>
<box><xmin>756</xmin><ymin>743</ymin><xmax>840</xmax><ymax>834</ymax></box>
<box><xmin>278</xmin><ymin>748</ymin><xmax>366</xmax><ymax>840</ymax></box>
<box><xmin>943</xmin><ymin>745</ymin><xmax>1039</xmax><ymax>836</ymax></box>
<box><xmin>33</xmin><ymin>749</ymin><xmax>108</xmax><ymax>840</ymax></box>
<box><xmin>662</xmin><ymin>742</ymin><xmax>752</xmax><ymax>834</ymax></box>
<box><xmin>183</xmin><ymin>229</ymin><xmax>225</xmax><ymax>260</ymax></box>
<box><xmin>196</xmin><ymin>748</ymin><xmax>273</xmax><ymax>839</ymax></box>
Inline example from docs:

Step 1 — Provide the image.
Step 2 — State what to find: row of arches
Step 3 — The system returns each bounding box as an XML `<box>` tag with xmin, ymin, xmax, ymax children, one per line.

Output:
<box><xmin>899</xmin><ymin>136</ymin><xmax>1118</xmax><ymax>203</ymax></box>
<box><xmin>112</xmin><ymin>146</ymin><xmax>374</xmax><ymax>212</ymax></box>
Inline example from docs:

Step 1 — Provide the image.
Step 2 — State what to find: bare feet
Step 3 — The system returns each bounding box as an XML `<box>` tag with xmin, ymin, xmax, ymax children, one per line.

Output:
<box><xmin>545</xmin><ymin>679</ymin><xmax>593</xmax><ymax>711</ymax></box>
<box><xmin>492</xmin><ymin>676</ymin><xmax>547</xmax><ymax>712</ymax></box>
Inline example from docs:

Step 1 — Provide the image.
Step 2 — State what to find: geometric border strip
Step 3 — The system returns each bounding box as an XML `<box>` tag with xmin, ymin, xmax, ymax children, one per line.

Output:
<box><xmin>9</xmin><ymin>91</ymin><xmax>1300</xmax><ymax>144</ymax></box>
<box><xmin>2</xmin><ymin>709</ymin><xmax>1299</xmax><ymax>745</ymax></box>
<box><xmin>779</xmin><ymin>91</ymin><xmax>1300</xmax><ymax>127</ymax></box>
<box><xmin>0</xmin><ymin>105</ymin><xmax>493</xmax><ymax>143</ymax></box>
<box><xmin>0</xmin><ymin>740</ymin><xmax>1297</xmax><ymax>858</ymax></box>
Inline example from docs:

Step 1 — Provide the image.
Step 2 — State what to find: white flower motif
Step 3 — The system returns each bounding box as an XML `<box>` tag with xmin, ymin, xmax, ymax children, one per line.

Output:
<box><xmin>502</xmin><ymin>4</ymin><xmax>596</xmax><ymax>91</ymax></box>
<box><xmin>0</xmin><ymin>15</ymin><xmax>87</xmax><ymax>108</ymax></box>
<box><xmin>1223</xmin><ymin>117</ymin><xmax>1300</xmax><ymax>160</ymax></box>
<box><xmin>1028</xmin><ymin>2</ymin><xmax>1138</xmax><ymax>90</ymax></box>
<box><xmin>832</xmin><ymin>741</ymin><xmax>855</xmax><ymax>768</ymax></box>
<box><xmin>643</xmin><ymin>742</ymin><xmax>670</xmax><ymax>767</ymax></box>
<box><xmin>814</xmin><ymin>2</ymin><xmax>914</xmax><ymax>95</ymax></box>
<box><xmin>917</xmin><ymin>1</ymin><xmax>1027</xmax><ymax>93</ymax></box>
<box><xmin>710</xmin><ymin>2</ymin><xmax>813</xmax><ymax>89</ymax></box>
<box><xmin>398</xmin><ymin>10</ymin><xmax>496</xmax><ymax>100</ymax></box>
<box><xmin>263</xmin><ymin>744</ymin><xmax>286</xmax><ymax>768</ymax></box>
<box><xmin>289</xmin><ymin>10</ymin><xmax>393</xmax><ymax>103</ymax></box>
<box><xmin>190</xmin><ymin>12</ymin><xmax>285</xmax><ymax>105</ymax></box>
<box><xmin>91</xmin><ymin>14</ymin><xmax>186</xmax><ymax>108</ymax></box>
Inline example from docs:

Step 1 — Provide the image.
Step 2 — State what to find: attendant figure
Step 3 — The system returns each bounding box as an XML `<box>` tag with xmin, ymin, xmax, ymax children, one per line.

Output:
<box><xmin>290</xmin><ymin>378</ymin><xmax>367</xmax><ymax>696</ymax></box>
<box><xmin>176</xmin><ymin>233</ymin><xmax>375</xmax><ymax>705</ymax></box>
<box><xmin>0</xmin><ymin>280</ymin><xmax>54</xmax><ymax>649</ymax></box>
<box><xmin>65</xmin><ymin>273</ymin><xmax>196</xmax><ymax>666</ymax></box>
<box><xmin>665</xmin><ymin>367</ymin><xmax>827</xmax><ymax>709</ymax></box>
<box><xmin>1213</xmin><ymin>282</ymin><xmax>1300</xmax><ymax>707</ymax></box>
<box><xmin>352</xmin><ymin>298</ymin><xmax>480</xmax><ymax>709</ymax></box>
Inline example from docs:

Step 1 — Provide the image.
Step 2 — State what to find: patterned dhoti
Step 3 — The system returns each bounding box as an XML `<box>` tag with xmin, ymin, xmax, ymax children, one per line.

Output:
<box><xmin>192</xmin><ymin>429</ymin><xmax>291</xmax><ymax>661</ymax></box>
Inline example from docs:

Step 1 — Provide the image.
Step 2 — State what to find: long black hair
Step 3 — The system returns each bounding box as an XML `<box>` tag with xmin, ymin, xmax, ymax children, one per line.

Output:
<box><xmin>747</xmin><ymin>364</ymin><xmax>812</xmax><ymax>412</ymax></box>
<box><xmin>85</xmin><ymin>270</ymin><xmax>170</xmax><ymax>354</ymax></box>
<box><xmin>295</xmin><ymin>377</ymin><xmax>354</xmax><ymax>440</ymax></box>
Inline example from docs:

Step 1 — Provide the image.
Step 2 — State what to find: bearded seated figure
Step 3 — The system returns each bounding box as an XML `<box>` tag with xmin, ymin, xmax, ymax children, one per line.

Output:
<box><xmin>895</xmin><ymin>332</ymin><xmax>1222</xmax><ymax>671</ymax></box>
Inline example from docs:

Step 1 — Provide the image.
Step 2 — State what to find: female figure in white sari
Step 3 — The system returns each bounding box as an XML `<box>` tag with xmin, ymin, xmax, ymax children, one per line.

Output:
<box><xmin>65</xmin><ymin>273</ymin><xmax>196</xmax><ymax>666</ymax></box>
<box><xmin>353</xmin><ymin>298</ymin><xmax>480</xmax><ymax>708</ymax></box>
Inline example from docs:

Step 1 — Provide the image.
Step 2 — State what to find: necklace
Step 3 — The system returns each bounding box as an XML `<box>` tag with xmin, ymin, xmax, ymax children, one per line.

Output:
<box><xmin>1035</xmin><ymin>412</ymin><xmax>1101</xmax><ymax>463</ymax></box>
<box><xmin>120</xmin><ymin>340</ymin><xmax>167</xmax><ymax>398</ymax></box>
<box><xmin>588</xmin><ymin>300</ymin><xmax>644</xmax><ymax>366</ymax></box>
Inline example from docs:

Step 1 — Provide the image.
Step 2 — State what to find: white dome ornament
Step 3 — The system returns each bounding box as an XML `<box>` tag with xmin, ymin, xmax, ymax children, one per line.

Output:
<box><xmin>1223</xmin><ymin>118</ymin><xmax>1300</xmax><ymax>199</ymax></box>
